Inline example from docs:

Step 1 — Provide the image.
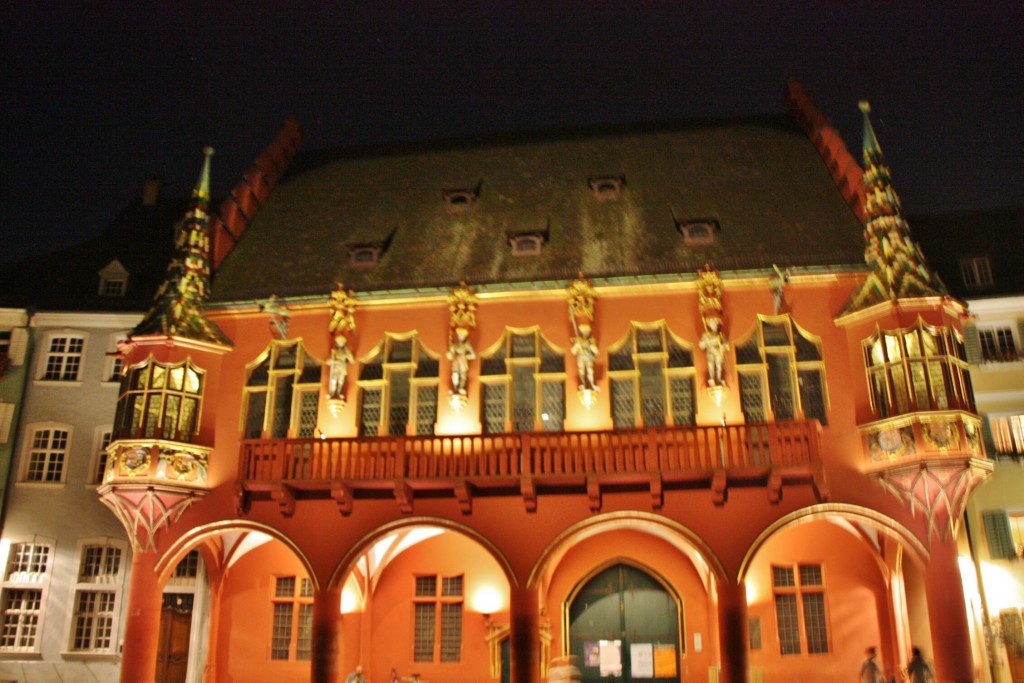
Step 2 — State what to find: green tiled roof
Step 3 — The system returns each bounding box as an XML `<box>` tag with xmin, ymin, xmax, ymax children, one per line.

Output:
<box><xmin>211</xmin><ymin>116</ymin><xmax>865</xmax><ymax>302</ymax></box>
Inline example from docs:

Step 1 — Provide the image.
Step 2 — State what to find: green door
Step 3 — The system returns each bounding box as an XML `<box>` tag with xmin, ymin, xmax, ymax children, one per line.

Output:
<box><xmin>569</xmin><ymin>564</ymin><xmax>681</xmax><ymax>682</ymax></box>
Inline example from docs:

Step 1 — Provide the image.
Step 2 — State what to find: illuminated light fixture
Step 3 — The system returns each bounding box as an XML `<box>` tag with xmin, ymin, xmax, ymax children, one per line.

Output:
<box><xmin>449</xmin><ymin>392</ymin><xmax>468</xmax><ymax>413</ymax></box>
<box><xmin>707</xmin><ymin>384</ymin><xmax>726</xmax><ymax>408</ymax></box>
<box><xmin>541</xmin><ymin>412</ymin><xmax>550</xmax><ymax>421</ymax></box>
<box><xmin>472</xmin><ymin>585</ymin><xmax>504</xmax><ymax>620</ymax></box>
<box><xmin>314</xmin><ymin>427</ymin><xmax>327</xmax><ymax>440</ymax></box>
<box><xmin>578</xmin><ymin>387</ymin><xmax>598</xmax><ymax>410</ymax></box>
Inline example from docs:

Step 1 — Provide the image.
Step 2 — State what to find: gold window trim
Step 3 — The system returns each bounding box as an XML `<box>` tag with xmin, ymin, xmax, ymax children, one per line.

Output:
<box><xmin>479</xmin><ymin>326</ymin><xmax>566</xmax><ymax>433</ymax></box>
<box><xmin>239</xmin><ymin>339</ymin><xmax>324</xmax><ymax>438</ymax></box>
<box><xmin>356</xmin><ymin>331</ymin><xmax>441</xmax><ymax>437</ymax></box>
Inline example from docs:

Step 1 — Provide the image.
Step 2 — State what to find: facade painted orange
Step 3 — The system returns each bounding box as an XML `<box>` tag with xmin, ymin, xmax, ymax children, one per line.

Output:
<box><xmin>92</xmin><ymin>85</ymin><xmax>991</xmax><ymax>683</ymax></box>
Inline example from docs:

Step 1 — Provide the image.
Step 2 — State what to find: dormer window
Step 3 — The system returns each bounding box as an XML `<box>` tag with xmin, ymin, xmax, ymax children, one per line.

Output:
<box><xmin>960</xmin><ymin>256</ymin><xmax>993</xmax><ymax>290</ymax></box>
<box><xmin>348</xmin><ymin>246</ymin><xmax>382</xmax><ymax>269</ymax></box>
<box><xmin>677</xmin><ymin>220</ymin><xmax>719</xmax><ymax>247</ymax></box>
<box><xmin>509</xmin><ymin>234</ymin><xmax>543</xmax><ymax>257</ymax></box>
<box><xmin>588</xmin><ymin>175</ymin><xmax>625</xmax><ymax>201</ymax></box>
<box><xmin>98</xmin><ymin>259</ymin><xmax>129</xmax><ymax>297</ymax></box>
<box><xmin>443</xmin><ymin>188</ymin><xmax>478</xmax><ymax>215</ymax></box>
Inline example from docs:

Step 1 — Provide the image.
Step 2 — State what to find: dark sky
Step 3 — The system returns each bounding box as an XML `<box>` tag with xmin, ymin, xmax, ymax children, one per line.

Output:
<box><xmin>2</xmin><ymin>2</ymin><xmax>1022</xmax><ymax>265</ymax></box>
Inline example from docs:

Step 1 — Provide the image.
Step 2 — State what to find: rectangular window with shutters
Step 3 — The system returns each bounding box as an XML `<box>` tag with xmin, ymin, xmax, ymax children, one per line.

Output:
<box><xmin>979</xmin><ymin>327</ymin><xmax>1019</xmax><ymax>362</ymax></box>
<box><xmin>413</xmin><ymin>574</ymin><xmax>463</xmax><ymax>663</ymax></box>
<box><xmin>772</xmin><ymin>563</ymin><xmax>829</xmax><ymax>655</ymax></box>
<box><xmin>992</xmin><ymin>415</ymin><xmax>1024</xmax><ymax>456</ymax></box>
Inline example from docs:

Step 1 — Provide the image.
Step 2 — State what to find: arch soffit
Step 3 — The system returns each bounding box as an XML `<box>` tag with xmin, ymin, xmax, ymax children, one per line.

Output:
<box><xmin>156</xmin><ymin>520</ymin><xmax>316</xmax><ymax>590</ymax></box>
<box><xmin>528</xmin><ymin>511</ymin><xmax>727</xmax><ymax>593</ymax></box>
<box><xmin>327</xmin><ymin>516</ymin><xmax>518</xmax><ymax>594</ymax></box>
<box><xmin>737</xmin><ymin>503</ymin><xmax>929</xmax><ymax>584</ymax></box>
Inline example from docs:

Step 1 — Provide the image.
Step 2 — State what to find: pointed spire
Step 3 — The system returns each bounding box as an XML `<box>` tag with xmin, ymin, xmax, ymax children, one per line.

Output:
<box><xmin>132</xmin><ymin>148</ymin><xmax>232</xmax><ymax>346</ymax></box>
<box><xmin>840</xmin><ymin>101</ymin><xmax>947</xmax><ymax>316</ymax></box>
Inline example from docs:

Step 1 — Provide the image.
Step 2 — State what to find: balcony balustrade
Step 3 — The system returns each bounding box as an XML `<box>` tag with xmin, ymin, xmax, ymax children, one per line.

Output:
<box><xmin>237</xmin><ymin>420</ymin><xmax>824</xmax><ymax>515</ymax></box>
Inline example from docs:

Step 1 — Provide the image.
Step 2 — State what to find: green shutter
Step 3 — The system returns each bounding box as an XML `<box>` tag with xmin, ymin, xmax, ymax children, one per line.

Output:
<box><xmin>963</xmin><ymin>324</ymin><xmax>982</xmax><ymax>364</ymax></box>
<box><xmin>983</xmin><ymin>510</ymin><xmax>1017</xmax><ymax>559</ymax></box>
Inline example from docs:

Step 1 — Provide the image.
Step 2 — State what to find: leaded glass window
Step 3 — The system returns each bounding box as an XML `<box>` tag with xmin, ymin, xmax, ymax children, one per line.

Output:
<box><xmin>736</xmin><ymin>315</ymin><xmax>828</xmax><ymax>425</ymax></box>
<box><xmin>115</xmin><ymin>357</ymin><xmax>205</xmax><ymax>441</ymax></box>
<box><xmin>414</xmin><ymin>574</ymin><xmax>463</xmax><ymax>663</ymax></box>
<box><xmin>480</xmin><ymin>329</ymin><xmax>565</xmax><ymax>433</ymax></box>
<box><xmin>864</xmin><ymin>320</ymin><xmax>973</xmax><ymax>418</ymax></box>
<box><xmin>608</xmin><ymin>323</ymin><xmax>695</xmax><ymax>428</ymax></box>
<box><xmin>241</xmin><ymin>341</ymin><xmax>322</xmax><ymax>439</ymax></box>
<box><xmin>358</xmin><ymin>334</ymin><xmax>440</xmax><ymax>437</ymax></box>
<box><xmin>772</xmin><ymin>563</ymin><xmax>829</xmax><ymax>656</ymax></box>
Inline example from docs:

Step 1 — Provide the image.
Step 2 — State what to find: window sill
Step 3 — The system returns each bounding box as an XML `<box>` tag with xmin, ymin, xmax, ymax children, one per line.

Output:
<box><xmin>33</xmin><ymin>380</ymin><xmax>83</xmax><ymax>387</ymax></box>
<box><xmin>61</xmin><ymin>651</ymin><xmax>118</xmax><ymax>661</ymax></box>
<box><xmin>0</xmin><ymin>650</ymin><xmax>43</xmax><ymax>660</ymax></box>
<box><xmin>15</xmin><ymin>481</ymin><xmax>67</xmax><ymax>490</ymax></box>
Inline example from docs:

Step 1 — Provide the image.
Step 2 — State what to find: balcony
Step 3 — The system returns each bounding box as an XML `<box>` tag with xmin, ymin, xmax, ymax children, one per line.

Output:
<box><xmin>236</xmin><ymin>420</ymin><xmax>824</xmax><ymax>516</ymax></box>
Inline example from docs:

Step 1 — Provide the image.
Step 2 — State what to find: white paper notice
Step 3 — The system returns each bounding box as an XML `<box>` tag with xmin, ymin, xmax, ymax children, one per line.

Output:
<box><xmin>630</xmin><ymin>643</ymin><xmax>654</xmax><ymax>678</ymax></box>
<box><xmin>599</xmin><ymin>640</ymin><xmax>622</xmax><ymax>677</ymax></box>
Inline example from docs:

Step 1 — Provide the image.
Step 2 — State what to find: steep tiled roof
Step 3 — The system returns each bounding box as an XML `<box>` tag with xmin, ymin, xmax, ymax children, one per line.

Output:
<box><xmin>211</xmin><ymin>114</ymin><xmax>866</xmax><ymax>303</ymax></box>
<box><xmin>0</xmin><ymin>198</ymin><xmax>185</xmax><ymax>311</ymax></box>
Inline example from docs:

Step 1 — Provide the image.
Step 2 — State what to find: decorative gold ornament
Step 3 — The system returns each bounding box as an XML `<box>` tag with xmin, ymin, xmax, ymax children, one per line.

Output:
<box><xmin>568</xmin><ymin>272</ymin><xmax>595</xmax><ymax>323</ymax></box>
<box><xmin>447</xmin><ymin>282</ymin><xmax>477</xmax><ymax>331</ymax></box>
<box><xmin>329</xmin><ymin>284</ymin><xmax>358</xmax><ymax>336</ymax></box>
<box><xmin>922</xmin><ymin>421</ymin><xmax>959</xmax><ymax>451</ymax></box>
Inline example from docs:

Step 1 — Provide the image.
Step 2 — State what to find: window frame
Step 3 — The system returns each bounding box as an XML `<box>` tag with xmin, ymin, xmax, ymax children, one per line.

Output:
<box><xmin>960</xmin><ymin>256</ymin><xmax>994</xmax><ymax>290</ymax></box>
<box><xmin>36</xmin><ymin>331</ymin><xmax>87</xmax><ymax>383</ymax></box>
<box><xmin>91</xmin><ymin>426</ymin><xmax>114</xmax><ymax>485</ymax></box>
<box><xmin>479</xmin><ymin>327</ymin><xmax>566</xmax><ymax>434</ymax></box>
<box><xmin>771</xmin><ymin>562</ymin><xmax>830</xmax><ymax>656</ymax></box>
<box><xmin>992</xmin><ymin>414</ymin><xmax>1024</xmax><ymax>456</ymax></box>
<box><xmin>607</xmin><ymin>322</ymin><xmax>697</xmax><ymax>429</ymax></box>
<box><xmin>65</xmin><ymin>539</ymin><xmax>127</xmax><ymax>656</ymax></box>
<box><xmin>357</xmin><ymin>333</ymin><xmax>440</xmax><ymax>437</ymax></box>
<box><xmin>978</xmin><ymin>326</ymin><xmax>1019</xmax><ymax>362</ymax></box>
<box><xmin>736</xmin><ymin>314</ymin><xmax>829</xmax><ymax>425</ymax></box>
<box><xmin>115</xmin><ymin>355</ymin><xmax>205</xmax><ymax>442</ymax></box>
<box><xmin>0</xmin><ymin>537</ymin><xmax>54</xmax><ymax>654</ymax></box>
<box><xmin>20</xmin><ymin>422</ymin><xmax>73</xmax><ymax>485</ymax></box>
<box><xmin>269</xmin><ymin>575</ymin><xmax>314</xmax><ymax>661</ymax></box>
<box><xmin>241</xmin><ymin>340</ymin><xmax>323</xmax><ymax>440</ymax></box>
<box><xmin>413</xmin><ymin>573</ymin><xmax>463</xmax><ymax>664</ymax></box>
<box><xmin>862</xmin><ymin>319</ymin><xmax>973</xmax><ymax>419</ymax></box>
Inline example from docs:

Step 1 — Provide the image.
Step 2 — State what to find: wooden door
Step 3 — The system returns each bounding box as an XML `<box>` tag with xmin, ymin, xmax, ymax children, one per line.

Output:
<box><xmin>156</xmin><ymin>593</ymin><xmax>194</xmax><ymax>683</ymax></box>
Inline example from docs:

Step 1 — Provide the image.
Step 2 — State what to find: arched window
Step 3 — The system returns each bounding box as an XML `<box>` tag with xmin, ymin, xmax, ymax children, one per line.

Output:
<box><xmin>242</xmin><ymin>341</ymin><xmax>322</xmax><ymax>439</ymax></box>
<box><xmin>863</xmin><ymin>320</ymin><xmax>973</xmax><ymax>418</ymax></box>
<box><xmin>568</xmin><ymin>563</ymin><xmax>681</xmax><ymax>681</ymax></box>
<box><xmin>357</xmin><ymin>334</ymin><xmax>440</xmax><ymax>437</ymax></box>
<box><xmin>114</xmin><ymin>358</ymin><xmax>204</xmax><ymax>441</ymax></box>
<box><xmin>735</xmin><ymin>315</ymin><xmax>828</xmax><ymax>424</ymax></box>
<box><xmin>480</xmin><ymin>328</ymin><xmax>565</xmax><ymax>433</ymax></box>
<box><xmin>607</xmin><ymin>323</ymin><xmax>695</xmax><ymax>429</ymax></box>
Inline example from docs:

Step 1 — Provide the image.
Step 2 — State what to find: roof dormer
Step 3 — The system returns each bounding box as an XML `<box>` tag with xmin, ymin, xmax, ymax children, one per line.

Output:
<box><xmin>98</xmin><ymin>259</ymin><xmax>129</xmax><ymax>297</ymax></box>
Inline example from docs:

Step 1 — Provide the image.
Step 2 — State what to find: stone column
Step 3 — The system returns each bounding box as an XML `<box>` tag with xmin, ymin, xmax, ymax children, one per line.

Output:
<box><xmin>311</xmin><ymin>587</ymin><xmax>342</xmax><ymax>683</ymax></box>
<box><xmin>201</xmin><ymin>576</ymin><xmax>222</xmax><ymax>683</ymax></box>
<box><xmin>924</xmin><ymin>539</ymin><xmax>975</xmax><ymax>683</ymax></box>
<box><xmin>510</xmin><ymin>586</ymin><xmax>541</xmax><ymax>683</ymax></box>
<box><xmin>716</xmin><ymin>579</ymin><xmax>749</xmax><ymax>683</ymax></box>
<box><xmin>119</xmin><ymin>550</ymin><xmax>163</xmax><ymax>683</ymax></box>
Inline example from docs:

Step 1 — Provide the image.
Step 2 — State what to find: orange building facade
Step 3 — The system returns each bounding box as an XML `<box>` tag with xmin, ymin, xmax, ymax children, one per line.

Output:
<box><xmin>97</xmin><ymin>84</ymin><xmax>989</xmax><ymax>683</ymax></box>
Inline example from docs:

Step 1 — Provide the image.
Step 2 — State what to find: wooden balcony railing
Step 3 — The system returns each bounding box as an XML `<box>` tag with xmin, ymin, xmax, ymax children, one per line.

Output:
<box><xmin>237</xmin><ymin>420</ymin><xmax>823</xmax><ymax>514</ymax></box>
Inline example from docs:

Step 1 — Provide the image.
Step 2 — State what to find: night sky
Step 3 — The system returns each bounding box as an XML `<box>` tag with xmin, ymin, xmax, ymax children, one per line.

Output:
<box><xmin>2</xmin><ymin>2</ymin><xmax>1021</xmax><ymax>266</ymax></box>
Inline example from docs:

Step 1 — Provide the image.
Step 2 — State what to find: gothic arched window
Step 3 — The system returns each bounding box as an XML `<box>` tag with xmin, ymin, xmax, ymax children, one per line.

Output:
<box><xmin>115</xmin><ymin>357</ymin><xmax>204</xmax><ymax>441</ymax></box>
<box><xmin>863</xmin><ymin>320</ymin><xmax>972</xmax><ymax>419</ymax></box>
<box><xmin>242</xmin><ymin>341</ymin><xmax>322</xmax><ymax>439</ymax></box>
<box><xmin>480</xmin><ymin>328</ymin><xmax>565</xmax><ymax>433</ymax></box>
<box><xmin>735</xmin><ymin>315</ymin><xmax>828</xmax><ymax>425</ymax></box>
<box><xmin>607</xmin><ymin>322</ymin><xmax>695</xmax><ymax>429</ymax></box>
<box><xmin>357</xmin><ymin>334</ymin><xmax>440</xmax><ymax>437</ymax></box>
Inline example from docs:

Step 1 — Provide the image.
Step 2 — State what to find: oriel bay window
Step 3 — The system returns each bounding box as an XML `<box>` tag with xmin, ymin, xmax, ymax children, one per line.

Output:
<box><xmin>863</xmin><ymin>319</ymin><xmax>973</xmax><ymax>418</ymax></box>
<box><xmin>358</xmin><ymin>334</ymin><xmax>439</xmax><ymax>437</ymax></box>
<box><xmin>243</xmin><ymin>341</ymin><xmax>322</xmax><ymax>439</ymax></box>
<box><xmin>115</xmin><ymin>358</ymin><xmax>204</xmax><ymax>441</ymax></box>
<box><xmin>736</xmin><ymin>315</ymin><xmax>828</xmax><ymax>424</ymax></box>
<box><xmin>480</xmin><ymin>328</ymin><xmax>565</xmax><ymax>433</ymax></box>
<box><xmin>608</xmin><ymin>322</ymin><xmax>695</xmax><ymax>428</ymax></box>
